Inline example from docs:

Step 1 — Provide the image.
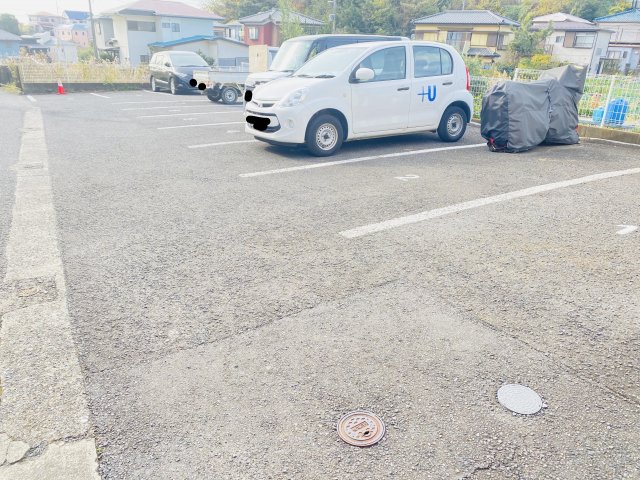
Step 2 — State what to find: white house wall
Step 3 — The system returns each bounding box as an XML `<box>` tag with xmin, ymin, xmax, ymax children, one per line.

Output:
<box><xmin>157</xmin><ymin>17</ymin><xmax>214</xmax><ymax>42</ymax></box>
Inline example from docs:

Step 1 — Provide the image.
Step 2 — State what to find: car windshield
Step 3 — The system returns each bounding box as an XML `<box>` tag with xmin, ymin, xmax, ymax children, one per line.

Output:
<box><xmin>168</xmin><ymin>53</ymin><xmax>209</xmax><ymax>67</ymax></box>
<box><xmin>294</xmin><ymin>47</ymin><xmax>364</xmax><ymax>78</ymax></box>
<box><xmin>269</xmin><ymin>40</ymin><xmax>314</xmax><ymax>72</ymax></box>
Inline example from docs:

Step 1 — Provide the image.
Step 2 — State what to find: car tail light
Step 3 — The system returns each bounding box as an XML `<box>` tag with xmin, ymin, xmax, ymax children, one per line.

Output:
<box><xmin>466</xmin><ymin>66</ymin><xmax>470</xmax><ymax>92</ymax></box>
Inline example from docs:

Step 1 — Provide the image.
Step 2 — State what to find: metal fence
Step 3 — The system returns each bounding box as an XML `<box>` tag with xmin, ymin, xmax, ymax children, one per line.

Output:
<box><xmin>470</xmin><ymin>68</ymin><xmax>640</xmax><ymax>133</ymax></box>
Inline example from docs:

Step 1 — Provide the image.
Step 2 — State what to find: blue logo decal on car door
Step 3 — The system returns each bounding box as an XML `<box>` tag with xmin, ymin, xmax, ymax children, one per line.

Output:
<box><xmin>418</xmin><ymin>85</ymin><xmax>437</xmax><ymax>103</ymax></box>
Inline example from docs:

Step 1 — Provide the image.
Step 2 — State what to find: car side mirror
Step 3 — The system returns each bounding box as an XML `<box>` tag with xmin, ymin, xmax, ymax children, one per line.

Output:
<box><xmin>354</xmin><ymin>67</ymin><xmax>375</xmax><ymax>83</ymax></box>
<box><xmin>164</xmin><ymin>62</ymin><xmax>171</xmax><ymax>67</ymax></box>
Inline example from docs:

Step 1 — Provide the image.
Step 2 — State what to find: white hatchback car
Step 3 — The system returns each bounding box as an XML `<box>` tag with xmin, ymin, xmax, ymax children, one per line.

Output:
<box><xmin>245</xmin><ymin>40</ymin><xmax>474</xmax><ymax>156</ymax></box>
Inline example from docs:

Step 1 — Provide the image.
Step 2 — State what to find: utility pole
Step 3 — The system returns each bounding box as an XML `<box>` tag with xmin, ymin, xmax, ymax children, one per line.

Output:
<box><xmin>329</xmin><ymin>0</ymin><xmax>337</xmax><ymax>34</ymax></box>
<box><xmin>461</xmin><ymin>0</ymin><xmax>466</xmax><ymax>10</ymax></box>
<box><xmin>88</xmin><ymin>0</ymin><xmax>99</xmax><ymax>61</ymax></box>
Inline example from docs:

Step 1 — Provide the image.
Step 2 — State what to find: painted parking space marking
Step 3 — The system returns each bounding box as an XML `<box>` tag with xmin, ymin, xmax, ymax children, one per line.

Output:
<box><xmin>113</xmin><ymin>99</ymin><xmax>210</xmax><ymax>105</ymax></box>
<box><xmin>122</xmin><ymin>104</ymin><xmax>243</xmax><ymax>111</ymax></box>
<box><xmin>26</xmin><ymin>95</ymin><xmax>36</xmax><ymax>102</ymax></box>
<box><xmin>240</xmin><ymin>143</ymin><xmax>486</xmax><ymax>178</ymax></box>
<box><xmin>395</xmin><ymin>174</ymin><xmax>420</xmax><ymax>181</ymax></box>
<box><xmin>157</xmin><ymin>121</ymin><xmax>245</xmax><ymax>130</ymax></box>
<box><xmin>339</xmin><ymin>167</ymin><xmax>640</xmax><ymax>239</ymax></box>
<box><xmin>617</xmin><ymin>224</ymin><xmax>638</xmax><ymax>235</ymax></box>
<box><xmin>90</xmin><ymin>93</ymin><xmax>110</xmax><ymax>98</ymax></box>
<box><xmin>137</xmin><ymin>111</ymin><xmax>242</xmax><ymax>118</ymax></box>
<box><xmin>187</xmin><ymin>139</ymin><xmax>258</xmax><ymax>149</ymax></box>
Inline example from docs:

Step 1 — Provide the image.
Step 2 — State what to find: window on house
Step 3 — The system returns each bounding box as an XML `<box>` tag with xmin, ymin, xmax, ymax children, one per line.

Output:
<box><xmin>623</xmin><ymin>51</ymin><xmax>628</xmax><ymax>58</ymax></box>
<box><xmin>249</xmin><ymin>27</ymin><xmax>258</xmax><ymax>40</ymax></box>
<box><xmin>127</xmin><ymin>21</ymin><xmax>156</xmax><ymax>32</ymax></box>
<box><xmin>556</xmin><ymin>35</ymin><xmax>563</xmax><ymax>43</ymax></box>
<box><xmin>140</xmin><ymin>55</ymin><xmax>150</xmax><ymax>64</ymax></box>
<box><xmin>573</xmin><ymin>32</ymin><xmax>595</xmax><ymax>49</ymax></box>
<box><xmin>446</xmin><ymin>31</ymin><xmax>471</xmax><ymax>51</ymax></box>
<box><xmin>161</xmin><ymin>22</ymin><xmax>170</xmax><ymax>28</ymax></box>
<box><xmin>171</xmin><ymin>23</ymin><xmax>180</xmax><ymax>32</ymax></box>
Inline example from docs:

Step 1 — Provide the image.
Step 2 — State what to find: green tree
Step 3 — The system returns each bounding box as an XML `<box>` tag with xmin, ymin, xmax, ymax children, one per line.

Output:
<box><xmin>508</xmin><ymin>18</ymin><xmax>551</xmax><ymax>61</ymax></box>
<box><xmin>0</xmin><ymin>13</ymin><xmax>20</xmax><ymax>35</ymax></box>
<box><xmin>279</xmin><ymin>0</ymin><xmax>305</xmax><ymax>41</ymax></box>
<box><xmin>608</xmin><ymin>1</ymin><xmax>631</xmax><ymax>14</ymax></box>
<box><xmin>568</xmin><ymin>0</ymin><xmax>610</xmax><ymax>20</ymax></box>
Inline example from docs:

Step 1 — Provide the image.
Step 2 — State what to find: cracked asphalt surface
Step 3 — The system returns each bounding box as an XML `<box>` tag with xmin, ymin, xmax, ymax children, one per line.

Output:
<box><xmin>1</xmin><ymin>90</ymin><xmax>638</xmax><ymax>479</ymax></box>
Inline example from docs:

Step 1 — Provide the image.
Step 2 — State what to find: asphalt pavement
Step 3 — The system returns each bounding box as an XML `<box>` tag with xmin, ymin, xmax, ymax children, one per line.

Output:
<box><xmin>0</xmin><ymin>89</ymin><xmax>638</xmax><ymax>479</ymax></box>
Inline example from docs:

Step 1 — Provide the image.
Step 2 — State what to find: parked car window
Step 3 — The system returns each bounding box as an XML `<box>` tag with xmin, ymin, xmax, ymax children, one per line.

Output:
<box><xmin>295</xmin><ymin>46</ymin><xmax>364</xmax><ymax>78</ymax></box>
<box><xmin>168</xmin><ymin>52</ymin><xmax>208</xmax><ymax>67</ymax></box>
<box><xmin>413</xmin><ymin>46</ymin><xmax>452</xmax><ymax>77</ymax></box>
<box><xmin>269</xmin><ymin>39</ymin><xmax>314</xmax><ymax>72</ymax></box>
<box><xmin>357</xmin><ymin>46</ymin><xmax>406</xmax><ymax>82</ymax></box>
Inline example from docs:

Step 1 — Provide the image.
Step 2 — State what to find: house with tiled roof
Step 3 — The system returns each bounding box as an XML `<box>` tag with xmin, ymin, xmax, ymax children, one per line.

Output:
<box><xmin>55</xmin><ymin>23</ymin><xmax>91</xmax><ymax>47</ymax></box>
<box><xmin>28</xmin><ymin>12</ymin><xmax>66</xmax><ymax>33</ymax></box>
<box><xmin>0</xmin><ymin>29</ymin><xmax>21</xmax><ymax>58</ymax></box>
<box><xmin>148</xmin><ymin>34</ymin><xmax>249</xmax><ymax>67</ymax></box>
<box><xmin>95</xmin><ymin>0</ymin><xmax>224</xmax><ymax>65</ymax></box>
<box><xmin>413</xmin><ymin>10</ymin><xmax>519</xmax><ymax>62</ymax></box>
<box><xmin>238</xmin><ymin>8</ymin><xmax>324</xmax><ymax>47</ymax></box>
<box><xmin>595</xmin><ymin>6</ymin><xmax>640</xmax><ymax>73</ymax></box>
<box><xmin>531</xmin><ymin>13</ymin><xmax>612</xmax><ymax>74</ymax></box>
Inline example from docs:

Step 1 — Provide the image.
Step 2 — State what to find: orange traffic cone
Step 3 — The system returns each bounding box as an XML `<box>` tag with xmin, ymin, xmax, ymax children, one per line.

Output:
<box><xmin>57</xmin><ymin>80</ymin><xmax>65</xmax><ymax>95</ymax></box>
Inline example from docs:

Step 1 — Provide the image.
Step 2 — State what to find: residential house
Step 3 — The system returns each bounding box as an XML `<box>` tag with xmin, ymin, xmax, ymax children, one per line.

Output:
<box><xmin>148</xmin><ymin>35</ymin><xmax>248</xmax><ymax>67</ymax></box>
<box><xmin>0</xmin><ymin>29</ymin><xmax>21</xmax><ymax>58</ymax></box>
<box><xmin>63</xmin><ymin>10</ymin><xmax>91</xmax><ymax>25</ymax></box>
<box><xmin>413</xmin><ymin>10</ymin><xmax>519</xmax><ymax>63</ymax></box>
<box><xmin>28</xmin><ymin>12</ymin><xmax>66</xmax><ymax>33</ymax></box>
<box><xmin>224</xmin><ymin>20</ymin><xmax>244</xmax><ymax>41</ymax></box>
<box><xmin>531</xmin><ymin>13</ymin><xmax>612</xmax><ymax>74</ymax></box>
<box><xmin>55</xmin><ymin>23</ymin><xmax>91</xmax><ymax>48</ymax></box>
<box><xmin>20</xmin><ymin>31</ymin><xmax>78</xmax><ymax>62</ymax></box>
<box><xmin>595</xmin><ymin>7</ymin><xmax>640</xmax><ymax>73</ymax></box>
<box><xmin>238</xmin><ymin>8</ymin><xmax>324</xmax><ymax>47</ymax></box>
<box><xmin>94</xmin><ymin>0</ymin><xmax>224</xmax><ymax>66</ymax></box>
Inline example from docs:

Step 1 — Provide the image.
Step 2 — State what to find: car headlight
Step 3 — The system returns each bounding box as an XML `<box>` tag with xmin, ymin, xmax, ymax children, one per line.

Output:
<box><xmin>279</xmin><ymin>88</ymin><xmax>308</xmax><ymax>108</ymax></box>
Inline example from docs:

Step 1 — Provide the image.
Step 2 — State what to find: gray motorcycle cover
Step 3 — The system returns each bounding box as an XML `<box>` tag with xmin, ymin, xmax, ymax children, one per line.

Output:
<box><xmin>481</xmin><ymin>80</ymin><xmax>551</xmax><ymax>153</ymax></box>
<box><xmin>481</xmin><ymin>65</ymin><xmax>587</xmax><ymax>152</ymax></box>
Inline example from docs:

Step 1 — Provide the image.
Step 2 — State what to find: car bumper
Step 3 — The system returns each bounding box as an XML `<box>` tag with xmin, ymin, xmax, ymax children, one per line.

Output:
<box><xmin>244</xmin><ymin>104</ymin><xmax>312</xmax><ymax>145</ymax></box>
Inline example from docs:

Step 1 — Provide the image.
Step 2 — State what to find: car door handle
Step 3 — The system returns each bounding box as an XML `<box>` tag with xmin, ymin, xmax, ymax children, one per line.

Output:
<box><xmin>397</xmin><ymin>86</ymin><xmax>410</xmax><ymax>91</ymax></box>
<box><xmin>442</xmin><ymin>82</ymin><xmax>453</xmax><ymax>86</ymax></box>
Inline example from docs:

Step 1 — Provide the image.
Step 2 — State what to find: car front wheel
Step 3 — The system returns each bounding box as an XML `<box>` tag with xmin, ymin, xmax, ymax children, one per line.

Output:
<box><xmin>437</xmin><ymin>106</ymin><xmax>467</xmax><ymax>142</ymax></box>
<box><xmin>221</xmin><ymin>87</ymin><xmax>238</xmax><ymax>104</ymax></box>
<box><xmin>305</xmin><ymin>114</ymin><xmax>344</xmax><ymax>157</ymax></box>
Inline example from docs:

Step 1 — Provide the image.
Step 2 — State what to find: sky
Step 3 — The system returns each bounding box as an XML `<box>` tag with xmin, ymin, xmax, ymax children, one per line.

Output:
<box><xmin>2</xmin><ymin>0</ymin><xmax>206</xmax><ymax>22</ymax></box>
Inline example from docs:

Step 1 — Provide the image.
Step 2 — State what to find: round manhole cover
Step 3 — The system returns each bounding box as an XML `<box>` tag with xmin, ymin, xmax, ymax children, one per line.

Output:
<box><xmin>337</xmin><ymin>411</ymin><xmax>385</xmax><ymax>447</ymax></box>
<box><xmin>497</xmin><ymin>384</ymin><xmax>543</xmax><ymax>415</ymax></box>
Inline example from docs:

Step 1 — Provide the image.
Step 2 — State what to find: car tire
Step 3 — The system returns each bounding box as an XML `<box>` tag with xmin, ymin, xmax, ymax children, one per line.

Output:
<box><xmin>305</xmin><ymin>114</ymin><xmax>344</xmax><ymax>157</ymax></box>
<box><xmin>207</xmin><ymin>90</ymin><xmax>221</xmax><ymax>102</ymax></box>
<box><xmin>150</xmin><ymin>76</ymin><xmax>159</xmax><ymax>92</ymax></box>
<box><xmin>437</xmin><ymin>106</ymin><xmax>467</xmax><ymax>142</ymax></box>
<box><xmin>221</xmin><ymin>87</ymin><xmax>238</xmax><ymax>104</ymax></box>
<box><xmin>169</xmin><ymin>77</ymin><xmax>177</xmax><ymax>95</ymax></box>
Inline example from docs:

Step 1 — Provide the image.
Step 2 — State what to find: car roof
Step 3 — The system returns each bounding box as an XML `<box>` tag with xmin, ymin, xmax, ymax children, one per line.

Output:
<box><xmin>330</xmin><ymin>40</ymin><xmax>455</xmax><ymax>51</ymax></box>
<box><xmin>284</xmin><ymin>34</ymin><xmax>407</xmax><ymax>42</ymax></box>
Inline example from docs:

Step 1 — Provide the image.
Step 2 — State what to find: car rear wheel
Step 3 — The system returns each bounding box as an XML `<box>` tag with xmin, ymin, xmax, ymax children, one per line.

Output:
<box><xmin>221</xmin><ymin>87</ymin><xmax>238</xmax><ymax>104</ymax></box>
<box><xmin>207</xmin><ymin>89</ymin><xmax>221</xmax><ymax>102</ymax></box>
<box><xmin>437</xmin><ymin>106</ymin><xmax>467</xmax><ymax>142</ymax></box>
<box><xmin>305</xmin><ymin>114</ymin><xmax>344</xmax><ymax>157</ymax></box>
<box><xmin>150</xmin><ymin>76</ymin><xmax>159</xmax><ymax>92</ymax></box>
<box><xmin>169</xmin><ymin>77</ymin><xmax>177</xmax><ymax>95</ymax></box>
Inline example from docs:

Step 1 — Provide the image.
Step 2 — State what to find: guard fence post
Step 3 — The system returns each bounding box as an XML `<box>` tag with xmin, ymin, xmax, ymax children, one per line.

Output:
<box><xmin>600</xmin><ymin>75</ymin><xmax>616</xmax><ymax>128</ymax></box>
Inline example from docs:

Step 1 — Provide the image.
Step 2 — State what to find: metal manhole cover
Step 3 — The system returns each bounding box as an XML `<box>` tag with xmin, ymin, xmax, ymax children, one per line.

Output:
<box><xmin>337</xmin><ymin>411</ymin><xmax>385</xmax><ymax>447</ymax></box>
<box><xmin>497</xmin><ymin>384</ymin><xmax>543</xmax><ymax>415</ymax></box>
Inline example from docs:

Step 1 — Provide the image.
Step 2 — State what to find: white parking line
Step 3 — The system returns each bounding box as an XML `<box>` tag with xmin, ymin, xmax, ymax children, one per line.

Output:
<box><xmin>138</xmin><ymin>111</ymin><xmax>242</xmax><ymax>118</ymax></box>
<box><xmin>113</xmin><ymin>99</ymin><xmax>210</xmax><ymax>105</ymax></box>
<box><xmin>122</xmin><ymin>104</ymin><xmax>243</xmax><ymax>111</ymax></box>
<box><xmin>90</xmin><ymin>92</ymin><xmax>110</xmax><ymax>98</ymax></box>
<box><xmin>339</xmin><ymin>167</ymin><xmax>640</xmax><ymax>239</ymax></box>
<box><xmin>188</xmin><ymin>140</ymin><xmax>257</xmax><ymax>149</ymax></box>
<box><xmin>26</xmin><ymin>95</ymin><xmax>36</xmax><ymax>102</ymax></box>
<box><xmin>157</xmin><ymin>121</ymin><xmax>245</xmax><ymax>130</ymax></box>
<box><xmin>240</xmin><ymin>143</ymin><xmax>486</xmax><ymax>178</ymax></box>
